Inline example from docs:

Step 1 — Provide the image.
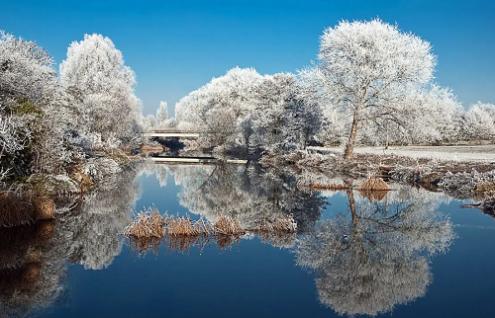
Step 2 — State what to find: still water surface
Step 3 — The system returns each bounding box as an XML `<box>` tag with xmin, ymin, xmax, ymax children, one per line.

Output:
<box><xmin>2</xmin><ymin>164</ymin><xmax>495</xmax><ymax>317</ymax></box>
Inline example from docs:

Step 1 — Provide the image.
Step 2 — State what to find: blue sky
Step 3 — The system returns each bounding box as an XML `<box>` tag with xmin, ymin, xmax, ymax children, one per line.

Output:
<box><xmin>1</xmin><ymin>0</ymin><xmax>494</xmax><ymax>114</ymax></box>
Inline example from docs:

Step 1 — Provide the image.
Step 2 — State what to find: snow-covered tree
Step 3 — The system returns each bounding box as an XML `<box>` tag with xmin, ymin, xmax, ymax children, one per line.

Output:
<box><xmin>0</xmin><ymin>31</ymin><xmax>68</xmax><ymax>178</ymax></box>
<box><xmin>360</xmin><ymin>85</ymin><xmax>463</xmax><ymax>146</ymax></box>
<box><xmin>297</xmin><ymin>67</ymin><xmax>348</xmax><ymax>145</ymax></box>
<box><xmin>60</xmin><ymin>34</ymin><xmax>141</xmax><ymax>145</ymax></box>
<box><xmin>141</xmin><ymin>100</ymin><xmax>176</xmax><ymax>131</ymax></box>
<box><xmin>175</xmin><ymin>68</ymin><xmax>325</xmax><ymax>153</ymax></box>
<box><xmin>249</xmin><ymin>72</ymin><xmax>325</xmax><ymax>152</ymax></box>
<box><xmin>462</xmin><ymin>102</ymin><xmax>495</xmax><ymax>140</ymax></box>
<box><xmin>319</xmin><ymin>19</ymin><xmax>435</xmax><ymax>158</ymax></box>
<box><xmin>156</xmin><ymin>101</ymin><xmax>169</xmax><ymax>125</ymax></box>
<box><xmin>175</xmin><ymin>67</ymin><xmax>264</xmax><ymax>149</ymax></box>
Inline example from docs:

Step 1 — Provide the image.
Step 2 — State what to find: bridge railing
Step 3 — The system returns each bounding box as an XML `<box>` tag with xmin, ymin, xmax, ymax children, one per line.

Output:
<box><xmin>143</xmin><ymin>130</ymin><xmax>201</xmax><ymax>138</ymax></box>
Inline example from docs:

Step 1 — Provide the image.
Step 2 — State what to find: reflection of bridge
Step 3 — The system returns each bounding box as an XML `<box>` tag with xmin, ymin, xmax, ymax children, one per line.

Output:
<box><xmin>143</xmin><ymin>129</ymin><xmax>200</xmax><ymax>139</ymax></box>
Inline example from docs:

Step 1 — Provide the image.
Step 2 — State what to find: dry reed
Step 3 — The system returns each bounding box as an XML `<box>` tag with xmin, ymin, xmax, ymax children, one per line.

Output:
<box><xmin>358</xmin><ymin>177</ymin><xmax>390</xmax><ymax>201</ymax></box>
<box><xmin>214</xmin><ymin>216</ymin><xmax>245</xmax><ymax>235</ymax></box>
<box><xmin>358</xmin><ymin>177</ymin><xmax>390</xmax><ymax>191</ymax></box>
<box><xmin>124</xmin><ymin>210</ymin><xmax>166</xmax><ymax>239</ymax></box>
<box><xmin>125</xmin><ymin>210</ymin><xmax>298</xmax><ymax>253</ymax></box>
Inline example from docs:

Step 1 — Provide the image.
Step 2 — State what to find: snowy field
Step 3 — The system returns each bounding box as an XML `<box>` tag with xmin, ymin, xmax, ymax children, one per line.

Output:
<box><xmin>314</xmin><ymin>145</ymin><xmax>495</xmax><ymax>162</ymax></box>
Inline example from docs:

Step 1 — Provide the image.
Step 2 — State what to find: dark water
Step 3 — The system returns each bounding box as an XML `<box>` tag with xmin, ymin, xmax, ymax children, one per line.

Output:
<box><xmin>1</xmin><ymin>164</ymin><xmax>495</xmax><ymax>317</ymax></box>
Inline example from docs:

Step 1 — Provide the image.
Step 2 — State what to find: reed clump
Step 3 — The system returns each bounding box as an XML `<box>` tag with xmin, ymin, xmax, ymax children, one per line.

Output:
<box><xmin>214</xmin><ymin>216</ymin><xmax>245</xmax><ymax>235</ymax></box>
<box><xmin>358</xmin><ymin>177</ymin><xmax>390</xmax><ymax>191</ymax></box>
<box><xmin>124</xmin><ymin>210</ymin><xmax>166</xmax><ymax>239</ymax></box>
<box><xmin>125</xmin><ymin>209</ymin><xmax>298</xmax><ymax>252</ymax></box>
<box><xmin>167</xmin><ymin>217</ymin><xmax>213</xmax><ymax>236</ymax></box>
<box><xmin>358</xmin><ymin>177</ymin><xmax>390</xmax><ymax>201</ymax></box>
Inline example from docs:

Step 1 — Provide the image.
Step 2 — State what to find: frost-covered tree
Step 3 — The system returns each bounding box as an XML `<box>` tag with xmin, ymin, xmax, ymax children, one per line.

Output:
<box><xmin>175</xmin><ymin>67</ymin><xmax>264</xmax><ymax>149</ymax></box>
<box><xmin>250</xmin><ymin>72</ymin><xmax>325</xmax><ymax>151</ymax></box>
<box><xmin>60</xmin><ymin>34</ymin><xmax>141</xmax><ymax>146</ymax></box>
<box><xmin>249</xmin><ymin>73</ymin><xmax>295</xmax><ymax>150</ymax></box>
<box><xmin>319</xmin><ymin>20</ymin><xmax>435</xmax><ymax>158</ymax></box>
<box><xmin>141</xmin><ymin>100</ymin><xmax>176</xmax><ymax>131</ymax></box>
<box><xmin>297</xmin><ymin>67</ymin><xmax>347</xmax><ymax>145</ymax></box>
<box><xmin>360</xmin><ymin>85</ymin><xmax>463</xmax><ymax>146</ymax></box>
<box><xmin>462</xmin><ymin>102</ymin><xmax>495</xmax><ymax>140</ymax></box>
<box><xmin>0</xmin><ymin>31</ymin><xmax>68</xmax><ymax>178</ymax></box>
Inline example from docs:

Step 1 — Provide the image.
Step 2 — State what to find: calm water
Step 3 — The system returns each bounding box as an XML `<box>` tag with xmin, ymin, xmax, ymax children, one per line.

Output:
<box><xmin>2</xmin><ymin>164</ymin><xmax>495</xmax><ymax>317</ymax></box>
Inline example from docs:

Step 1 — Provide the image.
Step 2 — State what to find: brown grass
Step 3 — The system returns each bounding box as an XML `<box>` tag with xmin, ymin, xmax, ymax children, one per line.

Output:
<box><xmin>214</xmin><ymin>216</ymin><xmax>245</xmax><ymax>235</ymax></box>
<box><xmin>125</xmin><ymin>210</ymin><xmax>299</xmax><ymax>253</ymax></box>
<box><xmin>166</xmin><ymin>217</ymin><xmax>213</xmax><ymax>236</ymax></box>
<box><xmin>358</xmin><ymin>177</ymin><xmax>390</xmax><ymax>191</ymax></box>
<box><xmin>124</xmin><ymin>211</ymin><xmax>166</xmax><ymax>239</ymax></box>
<box><xmin>358</xmin><ymin>177</ymin><xmax>390</xmax><ymax>201</ymax></box>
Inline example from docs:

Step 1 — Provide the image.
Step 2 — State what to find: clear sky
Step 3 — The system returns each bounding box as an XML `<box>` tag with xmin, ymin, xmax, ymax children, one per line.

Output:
<box><xmin>1</xmin><ymin>0</ymin><xmax>494</xmax><ymax>114</ymax></box>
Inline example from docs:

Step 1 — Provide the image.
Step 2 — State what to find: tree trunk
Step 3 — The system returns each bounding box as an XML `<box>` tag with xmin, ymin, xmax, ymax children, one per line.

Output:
<box><xmin>344</xmin><ymin>109</ymin><xmax>360</xmax><ymax>159</ymax></box>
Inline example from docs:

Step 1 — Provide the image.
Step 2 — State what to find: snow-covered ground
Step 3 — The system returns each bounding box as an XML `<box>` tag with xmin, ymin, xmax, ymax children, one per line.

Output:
<box><xmin>311</xmin><ymin>145</ymin><xmax>495</xmax><ymax>162</ymax></box>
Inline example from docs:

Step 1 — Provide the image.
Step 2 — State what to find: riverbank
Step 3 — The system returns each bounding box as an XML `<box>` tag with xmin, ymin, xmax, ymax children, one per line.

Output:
<box><xmin>260</xmin><ymin>147</ymin><xmax>495</xmax><ymax>202</ymax></box>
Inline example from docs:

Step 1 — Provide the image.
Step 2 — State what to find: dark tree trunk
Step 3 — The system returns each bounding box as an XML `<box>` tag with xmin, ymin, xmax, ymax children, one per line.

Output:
<box><xmin>344</xmin><ymin>108</ymin><xmax>360</xmax><ymax>159</ymax></box>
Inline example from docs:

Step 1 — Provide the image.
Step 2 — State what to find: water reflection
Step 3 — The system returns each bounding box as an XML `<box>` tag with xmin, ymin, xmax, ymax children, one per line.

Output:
<box><xmin>296</xmin><ymin>187</ymin><xmax>454</xmax><ymax>316</ymax></box>
<box><xmin>0</xmin><ymin>164</ymin><xmax>460</xmax><ymax>317</ymax></box>
<box><xmin>0</xmin><ymin>168</ymin><xmax>139</xmax><ymax>317</ymax></box>
<box><xmin>171</xmin><ymin>164</ymin><xmax>326</xmax><ymax>232</ymax></box>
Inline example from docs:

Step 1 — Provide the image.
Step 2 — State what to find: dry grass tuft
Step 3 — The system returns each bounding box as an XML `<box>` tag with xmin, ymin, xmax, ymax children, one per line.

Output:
<box><xmin>167</xmin><ymin>217</ymin><xmax>195</xmax><ymax>236</ymax></box>
<box><xmin>214</xmin><ymin>216</ymin><xmax>245</xmax><ymax>235</ymax></box>
<box><xmin>358</xmin><ymin>177</ymin><xmax>390</xmax><ymax>191</ymax></box>
<box><xmin>124</xmin><ymin>210</ymin><xmax>166</xmax><ymax>239</ymax></box>
<box><xmin>358</xmin><ymin>177</ymin><xmax>390</xmax><ymax>202</ymax></box>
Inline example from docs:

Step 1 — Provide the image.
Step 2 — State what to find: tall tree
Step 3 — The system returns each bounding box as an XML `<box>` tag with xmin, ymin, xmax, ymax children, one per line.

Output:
<box><xmin>60</xmin><ymin>34</ymin><xmax>141</xmax><ymax>145</ymax></box>
<box><xmin>318</xmin><ymin>20</ymin><xmax>435</xmax><ymax>158</ymax></box>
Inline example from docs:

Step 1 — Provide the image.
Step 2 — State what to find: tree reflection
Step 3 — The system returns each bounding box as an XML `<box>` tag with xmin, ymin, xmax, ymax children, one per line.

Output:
<box><xmin>0</xmin><ymin>167</ymin><xmax>139</xmax><ymax>316</ymax></box>
<box><xmin>170</xmin><ymin>164</ymin><xmax>326</xmax><ymax>236</ymax></box>
<box><xmin>63</xmin><ymin>168</ymin><xmax>138</xmax><ymax>269</ymax></box>
<box><xmin>296</xmin><ymin>186</ymin><xmax>454</xmax><ymax>316</ymax></box>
